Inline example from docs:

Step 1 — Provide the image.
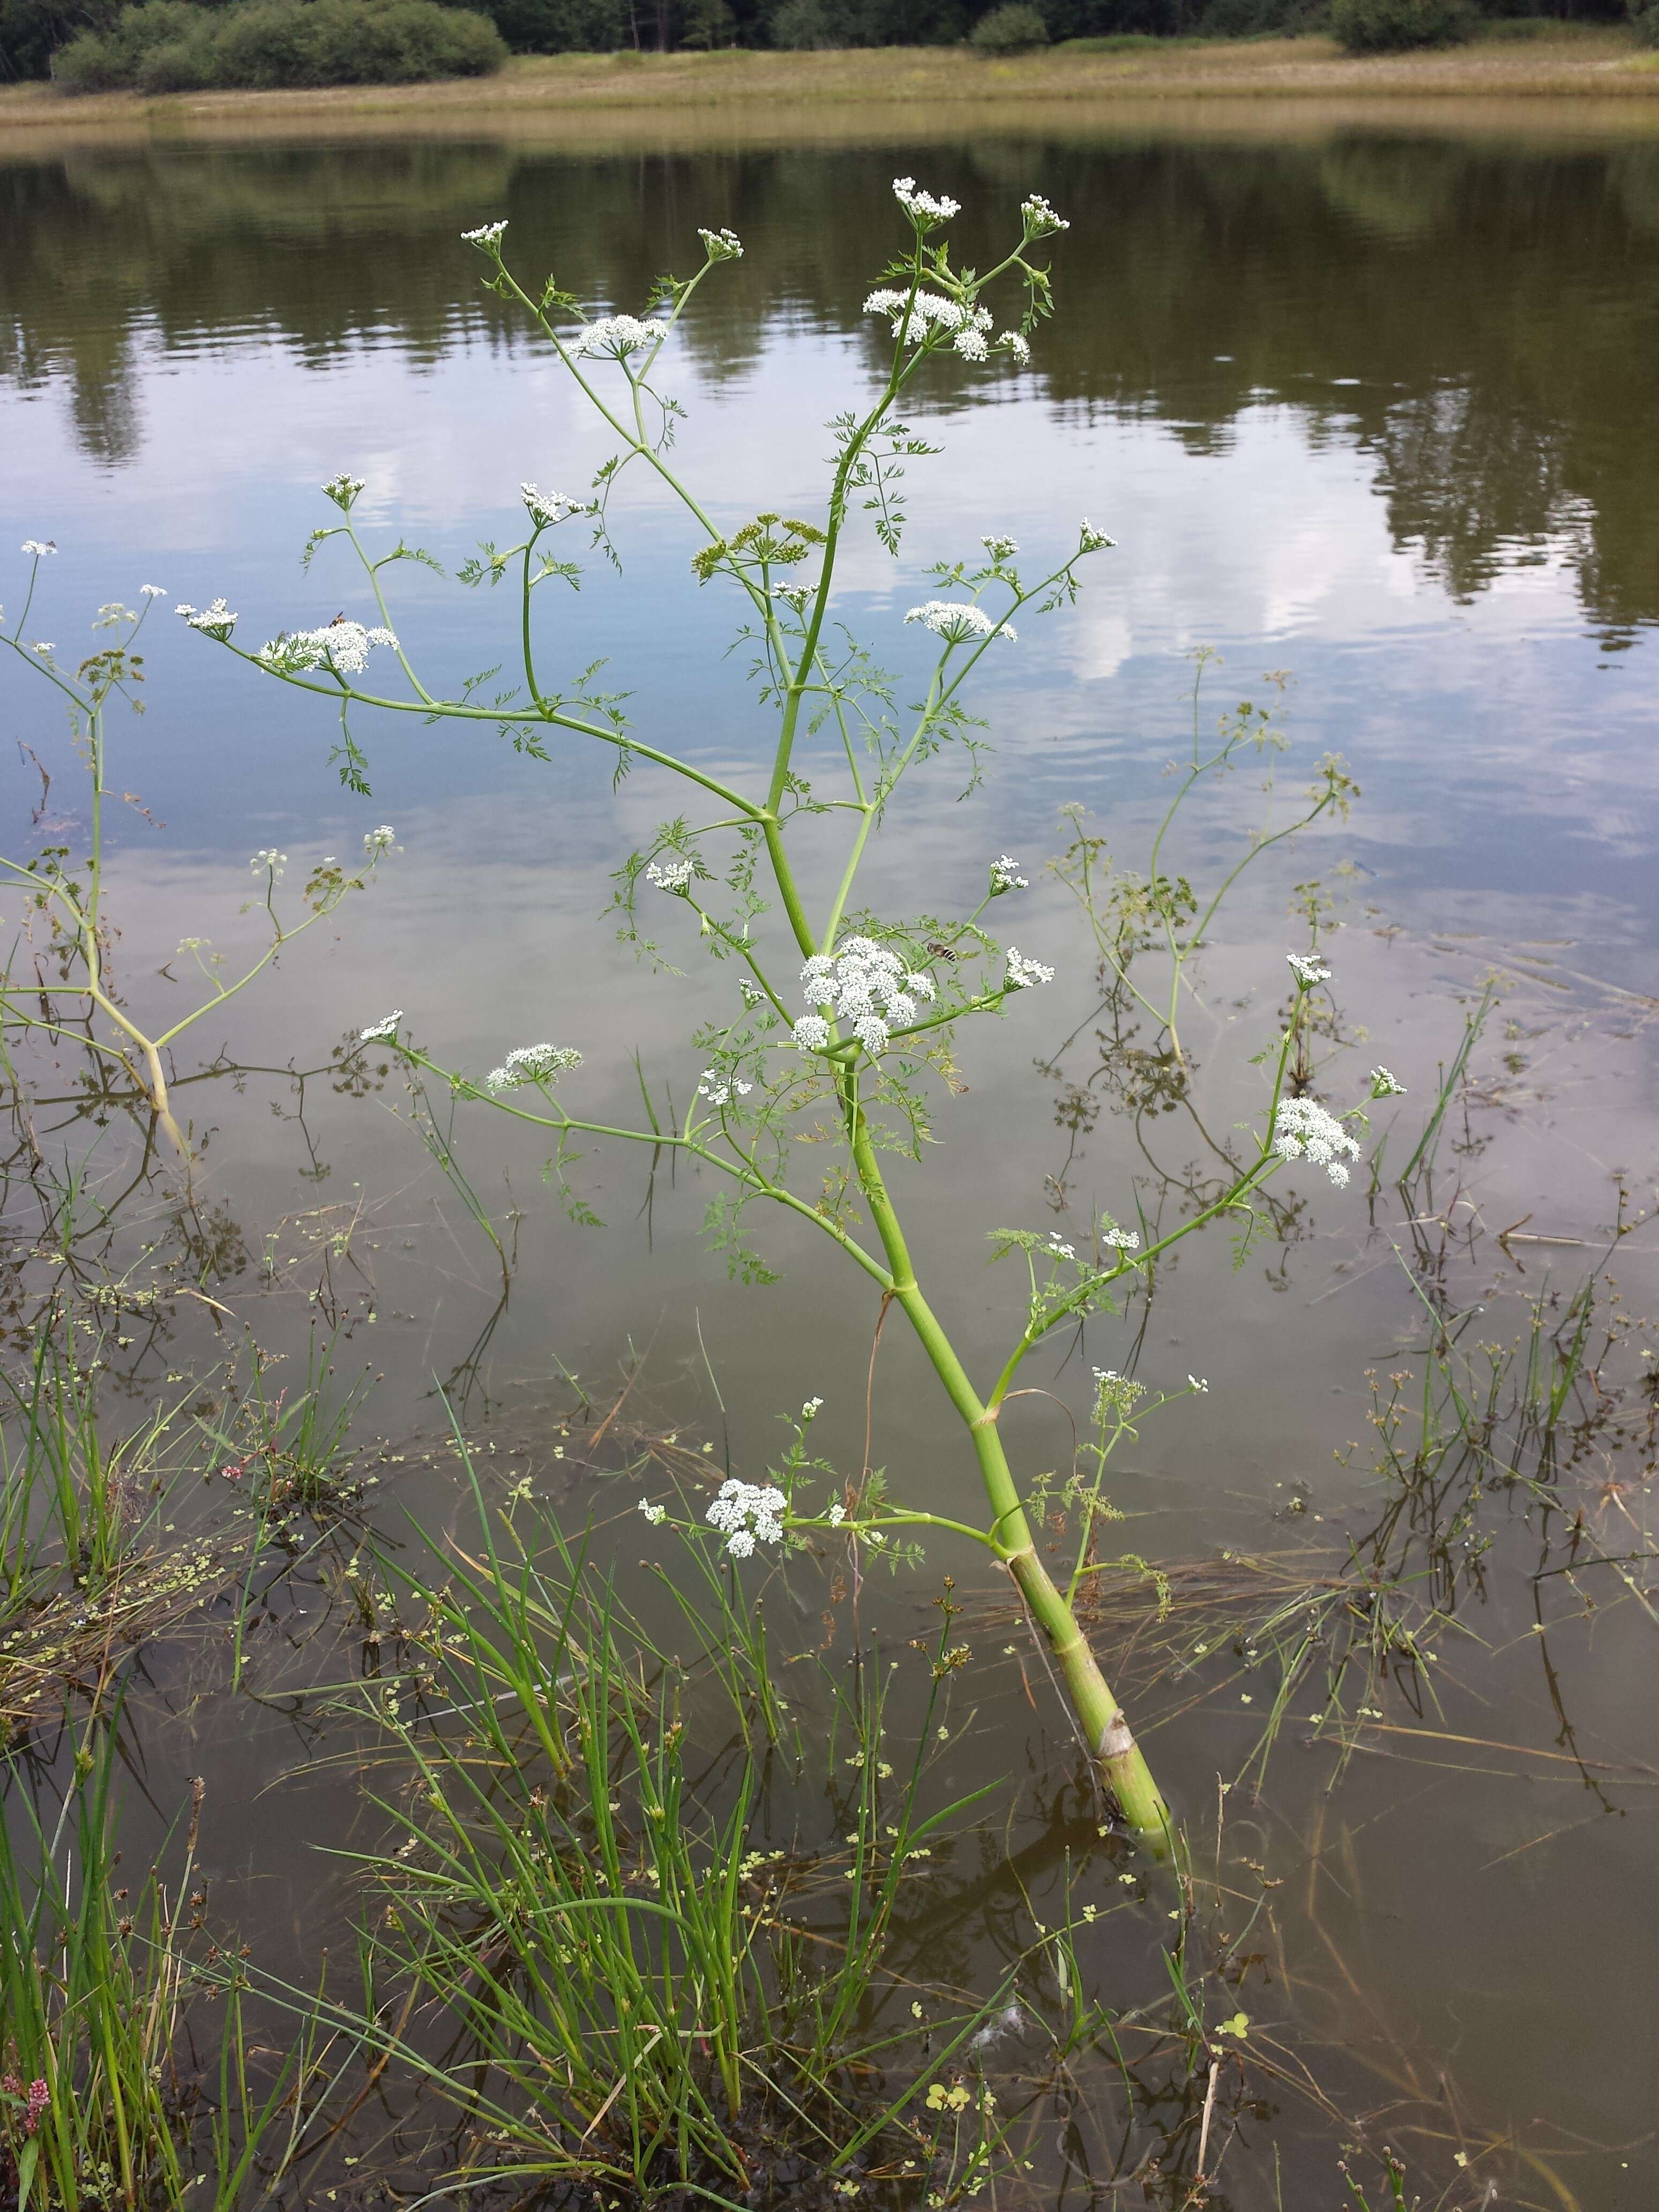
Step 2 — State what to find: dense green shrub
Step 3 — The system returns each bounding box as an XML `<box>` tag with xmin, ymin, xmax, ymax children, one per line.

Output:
<box><xmin>1630</xmin><ymin>0</ymin><xmax>1658</xmax><ymax>44</ymax></box>
<box><xmin>769</xmin><ymin>0</ymin><xmax>834</xmax><ymax>38</ymax></box>
<box><xmin>51</xmin><ymin>0</ymin><xmax>506</xmax><ymax>88</ymax></box>
<box><xmin>970</xmin><ymin>0</ymin><xmax>1048</xmax><ymax>40</ymax></box>
<box><xmin>1329</xmin><ymin>0</ymin><xmax>1474</xmax><ymax>47</ymax></box>
<box><xmin>1197</xmin><ymin>0</ymin><xmax>1327</xmax><ymax>35</ymax></box>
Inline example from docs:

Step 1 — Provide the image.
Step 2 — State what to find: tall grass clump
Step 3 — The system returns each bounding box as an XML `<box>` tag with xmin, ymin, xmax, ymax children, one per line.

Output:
<box><xmin>51</xmin><ymin>0</ymin><xmax>507</xmax><ymax>94</ymax></box>
<box><xmin>271</xmin><ymin>1458</ymin><xmax>1007</xmax><ymax>2197</ymax></box>
<box><xmin>0</xmin><ymin>1726</ymin><xmax>348</xmax><ymax>2209</ymax></box>
<box><xmin>172</xmin><ymin>180</ymin><xmax>1400</xmax><ymax>1843</ymax></box>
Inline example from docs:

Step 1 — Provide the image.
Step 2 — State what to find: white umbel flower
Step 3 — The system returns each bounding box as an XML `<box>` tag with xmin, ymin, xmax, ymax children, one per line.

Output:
<box><xmin>176</xmin><ymin>598</ymin><xmax>237</xmax><ymax>638</ymax></box>
<box><xmin>1287</xmin><ymin>951</ymin><xmax>1332</xmax><ymax>988</ymax></box>
<box><xmin>521</xmin><ymin>482</ymin><xmax>589</xmax><ymax>527</ymax></box>
<box><xmin>990</xmin><ymin>854</ymin><xmax>1028</xmax><ymax>893</ymax></box>
<box><xmin>698</xmin><ymin>225</ymin><xmax>743</xmax><ymax>260</ymax></box>
<box><xmin>1020</xmin><ymin>192</ymin><xmax>1070</xmax><ymax>236</ymax></box>
<box><xmin>1079</xmin><ymin>520</ymin><xmax>1115</xmax><ymax>554</ymax></box>
<box><xmin>697</xmin><ymin>1070</ymin><xmax>753</xmax><ymax>1107</ymax></box>
<box><xmin>461</xmin><ymin>219</ymin><xmax>507</xmax><ymax>245</ymax></box>
<box><xmin>1369</xmin><ymin>1066</ymin><xmax>1407</xmax><ymax>1097</ymax></box>
<box><xmin>488</xmin><ymin>1043</ymin><xmax>582</xmax><ymax>1092</ymax></box>
<box><xmin>1005</xmin><ymin>948</ymin><xmax>1055</xmax><ymax>990</ymax></box>
<box><xmin>1271</xmin><ymin>1096</ymin><xmax>1362</xmax><ymax>1186</ymax></box>
<box><xmin>360</xmin><ymin>1011</ymin><xmax>403</xmax><ymax>1043</ymax></box>
<box><xmin>569</xmin><ymin>315</ymin><xmax>671</xmax><ymax>359</ymax></box>
<box><xmin>799</xmin><ymin>938</ymin><xmax>928</xmax><ymax>1057</ymax></box>
<box><xmin>256</xmin><ymin>621</ymin><xmax>395</xmax><ymax>677</ymax></box>
<box><xmin>707</xmin><ymin>1478</ymin><xmax>788</xmax><ymax>1555</ymax></box>
<box><xmin>21</xmin><ymin>539</ymin><xmax>56</xmax><ymax>557</ymax></box>
<box><xmin>892</xmin><ymin>176</ymin><xmax>960</xmax><ymax>225</ymax></box>
<box><xmin>322</xmin><ymin>473</ymin><xmax>364</xmax><ymax>509</ymax></box>
<box><xmin>140</xmin><ymin>582</ymin><xmax>167</xmax><ymax>597</ymax></box>
<box><xmin>645</xmin><ymin>857</ymin><xmax>694</xmax><ymax>892</ymax></box>
<box><xmin>905</xmin><ymin>600</ymin><xmax>1015</xmax><ymax>645</ymax></box>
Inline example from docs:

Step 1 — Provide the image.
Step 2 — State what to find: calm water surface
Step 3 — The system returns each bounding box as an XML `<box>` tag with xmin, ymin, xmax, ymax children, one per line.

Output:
<box><xmin>2</xmin><ymin>113</ymin><xmax>1657</xmax><ymax>2207</ymax></box>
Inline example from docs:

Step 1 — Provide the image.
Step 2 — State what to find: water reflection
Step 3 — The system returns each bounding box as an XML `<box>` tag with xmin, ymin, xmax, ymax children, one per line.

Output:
<box><xmin>4</xmin><ymin>131</ymin><xmax>1658</xmax><ymax>631</ymax></box>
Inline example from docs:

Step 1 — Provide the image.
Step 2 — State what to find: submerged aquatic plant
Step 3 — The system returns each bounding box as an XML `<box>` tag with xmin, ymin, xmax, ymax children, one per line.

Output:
<box><xmin>175</xmin><ymin>180</ymin><xmax>1389</xmax><ymax>1841</ymax></box>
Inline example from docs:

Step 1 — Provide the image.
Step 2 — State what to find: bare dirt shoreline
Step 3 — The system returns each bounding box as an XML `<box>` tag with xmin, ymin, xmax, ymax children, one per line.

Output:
<box><xmin>2</xmin><ymin>32</ymin><xmax>1657</xmax><ymax>146</ymax></box>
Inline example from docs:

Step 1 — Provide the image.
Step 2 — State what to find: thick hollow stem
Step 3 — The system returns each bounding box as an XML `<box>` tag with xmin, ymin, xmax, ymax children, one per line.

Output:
<box><xmin>849</xmin><ymin>1109</ymin><xmax>1170</xmax><ymax>1840</ymax></box>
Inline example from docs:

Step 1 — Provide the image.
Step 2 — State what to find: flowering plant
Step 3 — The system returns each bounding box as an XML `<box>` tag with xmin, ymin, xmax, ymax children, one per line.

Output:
<box><xmin>177</xmin><ymin>179</ymin><xmax>1383</xmax><ymax>1841</ymax></box>
<box><xmin>1</xmin><ymin>554</ymin><xmax>395</xmax><ymax>1159</ymax></box>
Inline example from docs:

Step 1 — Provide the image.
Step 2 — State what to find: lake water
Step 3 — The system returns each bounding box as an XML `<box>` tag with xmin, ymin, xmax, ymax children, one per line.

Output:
<box><xmin>2</xmin><ymin>108</ymin><xmax>1657</xmax><ymax>2208</ymax></box>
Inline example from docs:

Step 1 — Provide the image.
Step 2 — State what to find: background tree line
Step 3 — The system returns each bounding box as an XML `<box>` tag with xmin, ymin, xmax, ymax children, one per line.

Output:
<box><xmin>0</xmin><ymin>0</ymin><xmax>1638</xmax><ymax>78</ymax></box>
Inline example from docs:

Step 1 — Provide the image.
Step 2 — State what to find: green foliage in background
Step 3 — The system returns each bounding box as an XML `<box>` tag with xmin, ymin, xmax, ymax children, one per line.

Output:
<box><xmin>48</xmin><ymin>0</ymin><xmax>506</xmax><ymax>87</ymax></box>
<box><xmin>0</xmin><ymin>0</ymin><xmax>1639</xmax><ymax>79</ymax></box>
<box><xmin>1329</xmin><ymin>0</ymin><xmax>1474</xmax><ymax>44</ymax></box>
<box><xmin>971</xmin><ymin>0</ymin><xmax>1050</xmax><ymax>43</ymax></box>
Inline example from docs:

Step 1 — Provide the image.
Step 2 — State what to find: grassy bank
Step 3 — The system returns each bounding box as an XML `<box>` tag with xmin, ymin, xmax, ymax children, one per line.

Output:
<box><xmin>1</xmin><ymin>28</ymin><xmax>1655</xmax><ymax>137</ymax></box>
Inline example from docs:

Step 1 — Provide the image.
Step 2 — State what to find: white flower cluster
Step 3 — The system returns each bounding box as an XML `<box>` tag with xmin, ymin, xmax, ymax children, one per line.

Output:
<box><xmin>990</xmin><ymin>854</ymin><xmax>1028</xmax><ymax>892</ymax></box>
<box><xmin>645</xmin><ymin>857</ymin><xmax>693</xmax><ymax>892</ymax></box>
<box><xmin>256</xmin><ymin>621</ymin><xmax>398</xmax><ymax>678</ymax></box>
<box><xmin>521</xmin><ymin>482</ymin><xmax>589</xmax><ymax>527</ymax></box>
<box><xmin>905</xmin><ymin>600</ymin><xmax>1016</xmax><ymax>646</ymax></box>
<box><xmin>360</xmin><ymin>1011</ymin><xmax>403</xmax><ymax>1042</ymax></box>
<box><xmin>893</xmin><ymin>176</ymin><xmax>960</xmax><ymax>225</ymax></box>
<box><xmin>863</xmin><ymin>289</ymin><xmax>1027</xmax><ymax>366</ymax></box>
<box><xmin>20</xmin><ymin>539</ymin><xmax>56</xmax><ymax>557</ymax></box>
<box><xmin>982</xmin><ymin>534</ymin><xmax>1018</xmax><ymax>562</ymax></box>
<box><xmin>637</xmin><ymin>1498</ymin><xmax>667</xmax><ymax>1525</ymax></box>
<box><xmin>1188</xmin><ymin>1374</ymin><xmax>1210</xmax><ymax>1393</ymax></box>
<box><xmin>1271</xmin><ymin>1096</ymin><xmax>1361</xmax><ymax>1186</ymax></box>
<box><xmin>698</xmin><ymin>1069</ymin><xmax>752</xmax><ymax>1107</ymax></box>
<box><xmin>1005</xmin><ymin>948</ymin><xmax>1054</xmax><ymax>990</ymax></box>
<box><xmin>176</xmin><ymin>598</ymin><xmax>237</xmax><ymax>638</ymax></box>
<box><xmin>488</xmin><ymin>1043</ymin><xmax>582</xmax><ymax>1092</ymax></box>
<box><xmin>1021</xmin><ymin>192</ymin><xmax>1070</xmax><ymax>237</ymax></box>
<box><xmin>461</xmin><ymin>219</ymin><xmax>507</xmax><ymax>246</ymax></box>
<box><xmin>363</xmin><ymin>824</ymin><xmax>397</xmax><ymax>857</ymax></box>
<box><xmin>707</xmin><ymin>1478</ymin><xmax>787</xmax><ymax>1559</ymax></box>
<box><xmin>29</xmin><ymin>642</ymin><xmax>54</xmax><ymax>657</ymax></box>
<box><xmin>698</xmin><ymin>225</ymin><xmax>744</xmax><ymax>260</ymax></box>
<box><xmin>826</xmin><ymin>1502</ymin><xmax>846</xmax><ymax>1527</ymax></box>
<box><xmin>797</xmin><ymin>938</ymin><xmax>935</xmax><ymax>1059</ymax></box>
<box><xmin>250</xmin><ymin>848</ymin><xmax>286</xmax><ymax>877</ymax></box>
<box><xmin>1079</xmin><ymin>519</ymin><xmax>1115</xmax><ymax>554</ymax></box>
<box><xmin>1046</xmin><ymin>1235</ymin><xmax>1075</xmax><ymax>1260</ymax></box>
<box><xmin>140</xmin><ymin>583</ymin><xmax>167</xmax><ymax>597</ymax></box>
<box><xmin>322</xmin><ymin>473</ymin><xmax>364</xmax><ymax>508</ymax></box>
<box><xmin>1369</xmin><ymin>1066</ymin><xmax>1407</xmax><ymax>1097</ymax></box>
<box><xmin>569</xmin><ymin>315</ymin><xmax>670</xmax><ymax>360</ymax></box>
<box><xmin>772</xmin><ymin>582</ymin><xmax>812</xmax><ymax>612</ymax></box>
<box><xmin>1101</xmin><ymin>1223</ymin><xmax>1140</xmax><ymax>1251</ymax></box>
<box><xmin>1287</xmin><ymin>951</ymin><xmax>1332</xmax><ymax>988</ymax></box>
